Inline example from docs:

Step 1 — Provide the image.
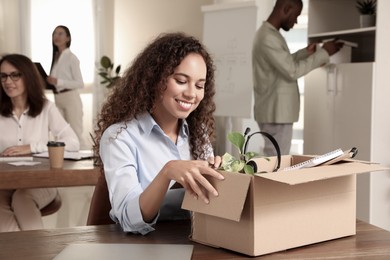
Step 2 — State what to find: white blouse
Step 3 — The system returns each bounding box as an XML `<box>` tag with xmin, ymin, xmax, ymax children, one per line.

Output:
<box><xmin>0</xmin><ymin>100</ymin><xmax>80</xmax><ymax>153</ymax></box>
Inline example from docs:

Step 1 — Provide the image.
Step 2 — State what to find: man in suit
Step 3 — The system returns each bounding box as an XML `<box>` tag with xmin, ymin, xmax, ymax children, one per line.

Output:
<box><xmin>252</xmin><ymin>0</ymin><xmax>343</xmax><ymax>155</ymax></box>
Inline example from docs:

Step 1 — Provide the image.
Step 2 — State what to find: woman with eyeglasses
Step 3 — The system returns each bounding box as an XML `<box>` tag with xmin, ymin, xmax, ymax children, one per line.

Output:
<box><xmin>0</xmin><ymin>53</ymin><xmax>80</xmax><ymax>232</ymax></box>
<box><xmin>47</xmin><ymin>25</ymin><xmax>85</xmax><ymax>148</ymax></box>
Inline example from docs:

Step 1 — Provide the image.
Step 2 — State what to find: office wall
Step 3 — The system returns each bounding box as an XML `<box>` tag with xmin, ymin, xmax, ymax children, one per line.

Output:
<box><xmin>0</xmin><ymin>0</ymin><xmax>23</xmax><ymax>55</ymax></box>
<box><xmin>113</xmin><ymin>0</ymin><xmax>213</xmax><ymax>71</ymax></box>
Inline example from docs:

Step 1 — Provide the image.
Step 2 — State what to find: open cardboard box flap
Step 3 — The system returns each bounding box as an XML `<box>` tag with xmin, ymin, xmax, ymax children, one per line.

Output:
<box><xmin>182</xmin><ymin>169</ymin><xmax>251</xmax><ymax>222</ymax></box>
<box><xmin>182</xmin><ymin>155</ymin><xmax>388</xmax><ymax>222</ymax></box>
<box><xmin>259</xmin><ymin>159</ymin><xmax>386</xmax><ymax>185</ymax></box>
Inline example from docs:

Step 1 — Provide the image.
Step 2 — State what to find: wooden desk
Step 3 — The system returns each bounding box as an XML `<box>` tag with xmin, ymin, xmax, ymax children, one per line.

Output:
<box><xmin>0</xmin><ymin>157</ymin><xmax>100</xmax><ymax>189</ymax></box>
<box><xmin>1</xmin><ymin>220</ymin><xmax>390</xmax><ymax>260</ymax></box>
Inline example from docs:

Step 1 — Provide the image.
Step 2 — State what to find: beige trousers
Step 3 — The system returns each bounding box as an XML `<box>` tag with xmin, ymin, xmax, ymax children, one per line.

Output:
<box><xmin>54</xmin><ymin>89</ymin><xmax>85</xmax><ymax>148</ymax></box>
<box><xmin>0</xmin><ymin>188</ymin><xmax>57</xmax><ymax>232</ymax></box>
<box><xmin>259</xmin><ymin>123</ymin><xmax>293</xmax><ymax>156</ymax></box>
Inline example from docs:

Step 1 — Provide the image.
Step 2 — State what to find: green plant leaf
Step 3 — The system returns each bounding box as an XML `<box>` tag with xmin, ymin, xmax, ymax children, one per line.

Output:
<box><xmin>224</xmin><ymin>130</ymin><xmax>270</xmax><ymax>175</ymax></box>
<box><xmin>220</xmin><ymin>152</ymin><xmax>235</xmax><ymax>171</ymax></box>
<box><xmin>100</xmin><ymin>56</ymin><xmax>112</xmax><ymax>69</ymax></box>
<box><xmin>231</xmin><ymin>160</ymin><xmax>245</xmax><ymax>172</ymax></box>
<box><xmin>227</xmin><ymin>132</ymin><xmax>245</xmax><ymax>154</ymax></box>
<box><xmin>115</xmin><ymin>65</ymin><xmax>121</xmax><ymax>74</ymax></box>
<box><xmin>220</xmin><ymin>153</ymin><xmax>243</xmax><ymax>172</ymax></box>
<box><xmin>244</xmin><ymin>151</ymin><xmax>259</xmax><ymax>161</ymax></box>
<box><xmin>243</xmin><ymin>164</ymin><xmax>255</xmax><ymax>175</ymax></box>
<box><xmin>98</xmin><ymin>55</ymin><xmax>122</xmax><ymax>89</ymax></box>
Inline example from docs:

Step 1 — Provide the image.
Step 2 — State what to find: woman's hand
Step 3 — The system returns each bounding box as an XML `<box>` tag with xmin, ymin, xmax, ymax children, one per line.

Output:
<box><xmin>162</xmin><ymin>159</ymin><xmax>224</xmax><ymax>204</ymax></box>
<box><xmin>47</xmin><ymin>76</ymin><xmax>58</xmax><ymax>85</ymax></box>
<box><xmin>1</xmin><ymin>145</ymin><xmax>31</xmax><ymax>156</ymax></box>
<box><xmin>207</xmin><ymin>155</ymin><xmax>222</xmax><ymax>169</ymax></box>
<box><xmin>139</xmin><ymin>157</ymin><xmax>224</xmax><ymax>222</ymax></box>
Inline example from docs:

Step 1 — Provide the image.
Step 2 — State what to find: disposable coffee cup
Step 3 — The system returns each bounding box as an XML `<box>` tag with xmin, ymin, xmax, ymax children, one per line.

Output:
<box><xmin>47</xmin><ymin>141</ymin><xmax>65</xmax><ymax>168</ymax></box>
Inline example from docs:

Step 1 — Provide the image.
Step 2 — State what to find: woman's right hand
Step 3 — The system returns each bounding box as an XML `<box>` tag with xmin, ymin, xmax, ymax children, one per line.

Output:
<box><xmin>1</xmin><ymin>145</ymin><xmax>31</xmax><ymax>156</ymax></box>
<box><xmin>47</xmin><ymin>76</ymin><xmax>57</xmax><ymax>85</ymax></box>
<box><xmin>162</xmin><ymin>160</ymin><xmax>225</xmax><ymax>204</ymax></box>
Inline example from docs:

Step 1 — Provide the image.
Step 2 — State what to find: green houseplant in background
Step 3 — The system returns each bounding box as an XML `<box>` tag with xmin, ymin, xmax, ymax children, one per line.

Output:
<box><xmin>356</xmin><ymin>0</ymin><xmax>376</xmax><ymax>27</ymax></box>
<box><xmin>98</xmin><ymin>55</ymin><xmax>121</xmax><ymax>88</ymax></box>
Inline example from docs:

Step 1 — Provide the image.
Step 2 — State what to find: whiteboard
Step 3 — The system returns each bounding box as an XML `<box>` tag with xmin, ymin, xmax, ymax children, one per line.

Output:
<box><xmin>202</xmin><ymin>1</ymin><xmax>265</xmax><ymax>118</ymax></box>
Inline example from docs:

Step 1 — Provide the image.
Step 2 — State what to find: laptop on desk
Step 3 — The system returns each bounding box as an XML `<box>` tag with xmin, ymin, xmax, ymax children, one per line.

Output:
<box><xmin>54</xmin><ymin>243</ymin><xmax>194</xmax><ymax>260</ymax></box>
<box><xmin>34</xmin><ymin>62</ymin><xmax>55</xmax><ymax>91</ymax></box>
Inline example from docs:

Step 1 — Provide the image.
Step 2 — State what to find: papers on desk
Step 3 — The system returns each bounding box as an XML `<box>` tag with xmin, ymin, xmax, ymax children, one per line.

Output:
<box><xmin>33</xmin><ymin>150</ymin><xmax>94</xmax><ymax>160</ymax></box>
<box><xmin>0</xmin><ymin>156</ymin><xmax>33</xmax><ymax>162</ymax></box>
<box><xmin>54</xmin><ymin>243</ymin><xmax>194</xmax><ymax>260</ymax></box>
<box><xmin>0</xmin><ymin>156</ymin><xmax>40</xmax><ymax>166</ymax></box>
<box><xmin>8</xmin><ymin>161</ymin><xmax>41</xmax><ymax>166</ymax></box>
<box><xmin>0</xmin><ymin>156</ymin><xmax>41</xmax><ymax>166</ymax></box>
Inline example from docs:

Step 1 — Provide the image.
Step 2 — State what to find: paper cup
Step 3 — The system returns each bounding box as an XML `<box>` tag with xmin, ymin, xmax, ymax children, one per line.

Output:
<box><xmin>47</xmin><ymin>141</ymin><xmax>65</xmax><ymax>168</ymax></box>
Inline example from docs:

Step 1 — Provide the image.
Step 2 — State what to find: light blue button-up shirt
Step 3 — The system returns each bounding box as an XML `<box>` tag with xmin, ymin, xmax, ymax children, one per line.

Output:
<box><xmin>100</xmin><ymin>112</ymin><xmax>211</xmax><ymax>234</ymax></box>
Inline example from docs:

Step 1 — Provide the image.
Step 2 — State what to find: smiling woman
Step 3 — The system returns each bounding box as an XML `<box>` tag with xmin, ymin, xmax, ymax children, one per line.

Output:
<box><xmin>93</xmin><ymin>32</ymin><xmax>224</xmax><ymax>235</ymax></box>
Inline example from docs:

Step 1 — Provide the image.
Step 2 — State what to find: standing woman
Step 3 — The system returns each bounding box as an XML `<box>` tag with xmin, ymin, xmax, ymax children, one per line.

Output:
<box><xmin>47</xmin><ymin>25</ymin><xmax>85</xmax><ymax>148</ymax></box>
<box><xmin>0</xmin><ymin>54</ymin><xmax>80</xmax><ymax>232</ymax></box>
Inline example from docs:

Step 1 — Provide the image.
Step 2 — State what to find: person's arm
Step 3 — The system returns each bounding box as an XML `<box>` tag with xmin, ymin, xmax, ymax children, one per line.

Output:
<box><xmin>0</xmin><ymin>144</ymin><xmax>31</xmax><ymax>156</ymax></box>
<box><xmin>51</xmin><ymin>51</ymin><xmax>84</xmax><ymax>89</ymax></box>
<box><xmin>139</xmin><ymin>158</ymin><xmax>223</xmax><ymax>222</ymax></box>
<box><xmin>259</xmin><ymin>34</ymin><xmax>329</xmax><ymax>81</ymax></box>
<box><xmin>101</xmin><ymin>125</ymin><xmax>223</xmax><ymax>234</ymax></box>
<box><xmin>322</xmin><ymin>40</ymin><xmax>344</xmax><ymax>56</ymax></box>
<box><xmin>46</xmin><ymin>101</ymin><xmax>80</xmax><ymax>152</ymax></box>
<box><xmin>101</xmin><ymin>127</ymin><xmax>159</xmax><ymax>234</ymax></box>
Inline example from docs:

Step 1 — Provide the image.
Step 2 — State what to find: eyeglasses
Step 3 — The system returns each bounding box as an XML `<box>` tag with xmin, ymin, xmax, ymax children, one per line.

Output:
<box><xmin>0</xmin><ymin>72</ymin><xmax>22</xmax><ymax>83</ymax></box>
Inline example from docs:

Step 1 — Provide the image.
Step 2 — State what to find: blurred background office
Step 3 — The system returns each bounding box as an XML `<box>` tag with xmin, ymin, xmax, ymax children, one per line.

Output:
<box><xmin>0</xmin><ymin>0</ymin><xmax>218</xmax><ymax>229</ymax></box>
<box><xmin>1</xmin><ymin>0</ymin><xmax>389</xmax><ymax>234</ymax></box>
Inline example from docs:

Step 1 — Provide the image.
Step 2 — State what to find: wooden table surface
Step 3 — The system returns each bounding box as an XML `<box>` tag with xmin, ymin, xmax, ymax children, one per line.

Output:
<box><xmin>0</xmin><ymin>157</ymin><xmax>100</xmax><ymax>189</ymax></box>
<box><xmin>1</xmin><ymin>220</ymin><xmax>390</xmax><ymax>259</ymax></box>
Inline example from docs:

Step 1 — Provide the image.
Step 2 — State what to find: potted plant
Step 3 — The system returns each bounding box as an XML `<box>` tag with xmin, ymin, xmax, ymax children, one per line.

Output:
<box><xmin>356</xmin><ymin>0</ymin><xmax>376</xmax><ymax>27</ymax></box>
<box><xmin>220</xmin><ymin>131</ymin><xmax>259</xmax><ymax>175</ymax></box>
<box><xmin>219</xmin><ymin>128</ymin><xmax>280</xmax><ymax>175</ymax></box>
<box><xmin>98</xmin><ymin>55</ymin><xmax>121</xmax><ymax>89</ymax></box>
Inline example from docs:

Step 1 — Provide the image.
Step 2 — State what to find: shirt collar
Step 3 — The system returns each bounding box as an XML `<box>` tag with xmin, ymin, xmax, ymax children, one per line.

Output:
<box><xmin>137</xmin><ymin>112</ymin><xmax>189</xmax><ymax>138</ymax></box>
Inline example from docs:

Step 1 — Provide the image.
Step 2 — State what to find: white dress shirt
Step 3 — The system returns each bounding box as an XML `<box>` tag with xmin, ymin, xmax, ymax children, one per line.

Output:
<box><xmin>100</xmin><ymin>113</ymin><xmax>213</xmax><ymax>235</ymax></box>
<box><xmin>0</xmin><ymin>100</ymin><xmax>80</xmax><ymax>153</ymax></box>
<box><xmin>50</xmin><ymin>48</ymin><xmax>84</xmax><ymax>92</ymax></box>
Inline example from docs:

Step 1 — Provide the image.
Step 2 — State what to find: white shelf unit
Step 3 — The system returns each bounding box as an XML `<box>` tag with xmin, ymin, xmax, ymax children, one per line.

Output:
<box><xmin>304</xmin><ymin>0</ymin><xmax>390</xmax><ymax>231</ymax></box>
<box><xmin>308</xmin><ymin>0</ymin><xmax>376</xmax><ymax>63</ymax></box>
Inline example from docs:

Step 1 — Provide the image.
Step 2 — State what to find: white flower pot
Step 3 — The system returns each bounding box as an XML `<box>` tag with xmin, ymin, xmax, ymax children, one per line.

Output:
<box><xmin>360</xmin><ymin>14</ymin><xmax>376</xmax><ymax>27</ymax></box>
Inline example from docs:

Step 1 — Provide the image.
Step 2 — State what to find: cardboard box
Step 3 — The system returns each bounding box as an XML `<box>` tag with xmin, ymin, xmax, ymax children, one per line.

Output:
<box><xmin>182</xmin><ymin>155</ymin><xmax>387</xmax><ymax>256</ymax></box>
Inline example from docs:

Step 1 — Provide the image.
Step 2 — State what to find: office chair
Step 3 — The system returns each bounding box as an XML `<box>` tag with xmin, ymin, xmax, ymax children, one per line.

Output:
<box><xmin>87</xmin><ymin>172</ymin><xmax>115</xmax><ymax>225</ymax></box>
<box><xmin>40</xmin><ymin>192</ymin><xmax>62</xmax><ymax>216</ymax></box>
<box><xmin>86</xmin><ymin>171</ymin><xmax>185</xmax><ymax>226</ymax></box>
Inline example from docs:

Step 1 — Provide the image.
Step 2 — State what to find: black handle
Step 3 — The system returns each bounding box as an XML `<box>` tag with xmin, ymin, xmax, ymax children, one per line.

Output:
<box><xmin>243</xmin><ymin>128</ymin><xmax>281</xmax><ymax>172</ymax></box>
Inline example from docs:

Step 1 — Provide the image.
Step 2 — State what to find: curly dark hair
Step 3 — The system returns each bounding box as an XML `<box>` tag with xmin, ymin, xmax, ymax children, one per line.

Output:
<box><xmin>0</xmin><ymin>54</ymin><xmax>47</xmax><ymax>117</ymax></box>
<box><xmin>93</xmin><ymin>32</ymin><xmax>216</xmax><ymax>167</ymax></box>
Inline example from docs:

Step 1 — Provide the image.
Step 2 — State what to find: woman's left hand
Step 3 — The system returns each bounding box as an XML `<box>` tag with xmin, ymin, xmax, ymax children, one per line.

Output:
<box><xmin>47</xmin><ymin>76</ymin><xmax>57</xmax><ymax>85</ymax></box>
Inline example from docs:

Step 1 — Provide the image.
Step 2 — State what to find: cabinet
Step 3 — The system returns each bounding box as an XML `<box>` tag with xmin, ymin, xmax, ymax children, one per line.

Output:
<box><xmin>304</xmin><ymin>0</ymin><xmax>390</xmax><ymax>231</ymax></box>
<box><xmin>304</xmin><ymin>63</ymin><xmax>373</xmax><ymax>158</ymax></box>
